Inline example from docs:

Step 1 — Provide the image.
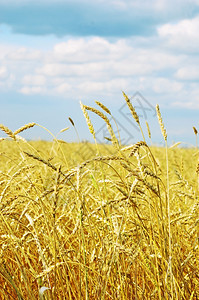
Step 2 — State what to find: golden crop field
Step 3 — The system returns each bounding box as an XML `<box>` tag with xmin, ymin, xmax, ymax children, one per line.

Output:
<box><xmin>0</xmin><ymin>94</ymin><xmax>198</xmax><ymax>299</ymax></box>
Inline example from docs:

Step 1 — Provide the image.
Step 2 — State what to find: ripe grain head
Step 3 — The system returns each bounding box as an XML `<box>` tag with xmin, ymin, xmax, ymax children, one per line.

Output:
<box><xmin>193</xmin><ymin>126</ymin><xmax>198</xmax><ymax>135</ymax></box>
<box><xmin>80</xmin><ymin>102</ymin><xmax>96</xmax><ymax>139</ymax></box>
<box><xmin>14</xmin><ymin>122</ymin><xmax>36</xmax><ymax>136</ymax></box>
<box><xmin>95</xmin><ymin>101</ymin><xmax>111</xmax><ymax>115</ymax></box>
<box><xmin>156</xmin><ymin>104</ymin><xmax>167</xmax><ymax>142</ymax></box>
<box><xmin>122</xmin><ymin>91</ymin><xmax>140</xmax><ymax>126</ymax></box>
<box><xmin>0</xmin><ymin>124</ymin><xmax>16</xmax><ymax>140</ymax></box>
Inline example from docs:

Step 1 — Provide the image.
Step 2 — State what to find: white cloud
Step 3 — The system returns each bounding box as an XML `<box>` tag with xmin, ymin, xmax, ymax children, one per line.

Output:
<box><xmin>53</xmin><ymin>38</ymin><xmax>130</xmax><ymax>63</ymax></box>
<box><xmin>0</xmin><ymin>45</ymin><xmax>14</xmax><ymax>59</ymax></box>
<box><xmin>7</xmin><ymin>47</ymin><xmax>42</xmax><ymax>61</ymax></box>
<box><xmin>54</xmin><ymin>38</ymin><xmax>110</xmax><ymax>57</ymax></box>
<box><xmin>56</xmin><ymin>83</ymin><xmax>71</xmax><ymax>94</ymax></box>
<box><xmin>159</xmin><ymin>17</ymin><xmax>199</xmax><ymax>37</ymax></box>
<box><xmin>77</xmin><ymin>78</ymin><xmax>129</xmax><ymax>94</ymax></box>
<box><xmin>0</xmin><ymin>33</ymin><xmax>198</xmax><ymax>108</ymax></box>
<box><xmin>19</xmin><ymin>86</ymin><xmax>45</xmax><ymax>95</ymax></box>
<box><xmin>158</xmin><ymin>16</ymin><xmax>199</xmax><ymax>51</ymax></box>
<box><xmin>175</xmin><ymin>67</ymin><xmax>199</xmax><ymax>80</ymax></box>
<box><xmin>22</xmin><ymin>75</ymin><xmax>46</xmax><ymax>86</ymax></box>
<box><xmin>172</xmin><ymin>101</ymin><xmax>196</xmax><ymax>108</ymax></box>
<box><xmin>38</xmin><ymin>38</ymin><xmax>183</xmax><ymax>81</ymax></box>
<box><xmin>152</xmin><ymin>78</ymin><xmax>183</xmax><ymax>94</ymax></box>
<box><xmin>0</xmin><ymin>66</ymin><xmax>8</xmax><ymax>80</ymax></box>
<box><xmin>94</xmin><ymin>0</ymin><xmax>199</xmax><ymax>11</ymax></box>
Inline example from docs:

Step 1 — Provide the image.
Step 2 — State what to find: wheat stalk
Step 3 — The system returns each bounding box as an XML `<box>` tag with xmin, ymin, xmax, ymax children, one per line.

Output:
<box><xmin>156</xmin><ymin>106</ymin><xmax>172</xmax><ymax>288</ymax></box>
<box><xmin>53</xmin><ymin>165</ymin><xmax>62</xmax><ymax>299</ymax></box>
<box><xmin>68</xmin><ymin>117</ymin><xmax>81</xmax><ymax>143</ymax></box>
<box><xmin>15</xmin><ymin>135</ymin><xmax>26</xmax><ymax>142</ymax></box>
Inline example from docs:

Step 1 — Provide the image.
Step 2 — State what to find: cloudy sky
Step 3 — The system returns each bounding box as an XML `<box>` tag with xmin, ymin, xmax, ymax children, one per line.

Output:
<box><xmin>0</xmin><ymin>0</ymin><xmax>199</xmax><ymax>145</ymax></box>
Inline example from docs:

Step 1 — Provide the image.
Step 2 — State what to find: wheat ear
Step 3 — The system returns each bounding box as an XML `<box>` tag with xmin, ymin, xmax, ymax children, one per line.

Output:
<box><xmin>122</xmin><ymin>91</ymin><xmax>140</xmax><ymax>125</ymax></box>
<box><xmin>23</xmin><ymin>151</ymin><xmax>57</xmax><ymax>172</ymax></box>
<box><xmin>84</xmin><ymin>105</ymin><xmax>118</xmax><ymax>148</ymax></box>
<box><xmin>68</xmin><ymin>117</ymin><xmax>75</xmax><ymax>126</ymax></box>
<box><xmin>196</xmin><ymin>162</ymin><xmax>199</xmax><ymax>174</ymax></box>
<box><xmin>128</xmin><ymin>141</ymin><xmax>147</xmax><ymax>157</ymax></box>
<box><xmin>95</xmin><ymin>101</ymin><xmax>111</xmax><ymax>115</ymax></box>
<box><xmin>193</xmin><ymin>126</ymin><xmax>198</xmax><ymax>149</ymax></box>
<box><xmin>193</xmin><ymin>126</ymin><xmax>198</xmax><ymax>135</ymax></box>
<box><xmin>96</xmin><ymin>100</ymin><xmax>123</xmax><ymax>146</ymax></box>
<box><xmin>123</xmin><ymin>91</ymin><xmax>147</xmax><ymax>142</ymax></box>
<box><xmin>146</xmin><ymin>121</ymin><xmax>151</xmax><ymax>139</ymax></box>
<box><xmin>80</xmin><ymin>102</ymin><xmax>95</xmax><ymax>140</ymax></box>
<box><xmin>0</xmin><ymin>124</ymin><xmax>16</xmax><ymax>140</ymax></box>
<box><xmin>156</xmin><ymin>105</ymin><xmax>167</xmax><ymax>142</ymax></box>
<box><xmin>14</xmin><ymin>122</ymin><xmax>36</xmax><ymax>135</ymax></box>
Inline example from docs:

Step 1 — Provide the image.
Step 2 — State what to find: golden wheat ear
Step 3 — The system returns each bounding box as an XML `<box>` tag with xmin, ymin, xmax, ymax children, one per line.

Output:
<box><xmin>95</xmin><ymin>101</ymin><xmax>111</xmax><ymax>115</ymax></box>
<box><xmin>0</xmin><ymin>124</ymin><xmax>16</xmax><ymax>140</ymax></box>
<box><xmin>14</xmin><ymin>122</ymin><xmax>36</xmax><ymax>135</ymax></box>
<box><xmin>122</xmin><ymin>91</ymin><xmax>140</xmax><ymax>125</ymax></box>
<box><xmin>83</xmin><ymin>104</ymin><xmax>119</xmax><ymax>148</ymax></box>
<box><xmin>156</xmin><ymin>104</ymin><xmax>167</xmax><ymax>142</ymax></box>
<box><xmin>145</xmin><ymin>121</ymin><xmax>151</xmax><ymax>139</ymax></box>
<box><xmin>122</xmin><ymin>91</ymin><xmax>147</xmax><ymax>142</ymax></box>
<box><xmin>80</xmin><ymin>101</ymin><xmax>96</xmax><ymax>140</ymax></box>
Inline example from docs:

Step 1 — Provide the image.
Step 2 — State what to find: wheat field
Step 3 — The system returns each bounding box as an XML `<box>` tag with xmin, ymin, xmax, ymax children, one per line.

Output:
<box><xmin>0</xmin><ymin>94</ymin><xmax>198</xmax><ymax>299</ymax></box>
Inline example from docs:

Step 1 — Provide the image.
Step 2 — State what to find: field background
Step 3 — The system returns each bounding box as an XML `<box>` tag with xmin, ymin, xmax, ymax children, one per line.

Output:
<box><xmin>0</xmin><ymin>101</ymin><xmax>198</xmax><ymax>299</ymax></box>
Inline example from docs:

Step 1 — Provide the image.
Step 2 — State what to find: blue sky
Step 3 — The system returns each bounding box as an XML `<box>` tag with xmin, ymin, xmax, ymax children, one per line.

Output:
<box><xmin>0</xmin><ymin>0</ymin><xmax>199</xmax><ymax>146</ymax></box>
